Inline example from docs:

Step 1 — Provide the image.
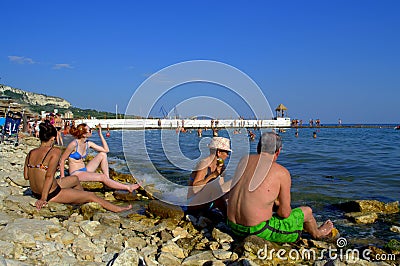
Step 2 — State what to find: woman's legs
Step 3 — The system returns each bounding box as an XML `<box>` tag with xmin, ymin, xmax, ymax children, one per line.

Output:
<box><xmin>51</xmin><ymin>189</ymin><xmax>132</xmax><ymax>213</ymax></box>
<box><xmin>75</xmin><ymin>171</ymin><xmax>139</xmax><ymax>192</ymax></box>
<box><xmin>56</xmin><ymin>131</ymin><xmax>63</xmax><ymax>146</ymax></box>
<box><xmin>86</xmin><ymin>152</ymin><xmax>110</xmax><ymax>177</ymax></box>
<box><xmin>81</xmin><ymin>152</ymin><xmax>139</xmax><ymax>192</ymax></box>
<box><xmin>57</xmin><ymin>175</ymin><xmax>83</xmax><ymax>190</ymax></box>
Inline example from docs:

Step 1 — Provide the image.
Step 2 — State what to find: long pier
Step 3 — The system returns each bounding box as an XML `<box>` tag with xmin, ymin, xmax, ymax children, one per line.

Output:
<box><xmin>74</xmin><ymin>118</ymin><xmax>397</xmax><ymax>130</ymax></box>
<box><xmin>75</xmin><ymin>117</ymin><xmax>292</xmax><ymax>130</ymax></box>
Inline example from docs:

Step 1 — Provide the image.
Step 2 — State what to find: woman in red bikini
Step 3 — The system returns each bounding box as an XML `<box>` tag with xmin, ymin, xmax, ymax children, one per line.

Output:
<box><xmin>24</xmin><ymin>120</ymin><xmax>132</xmax><ymax>212</ymax></box>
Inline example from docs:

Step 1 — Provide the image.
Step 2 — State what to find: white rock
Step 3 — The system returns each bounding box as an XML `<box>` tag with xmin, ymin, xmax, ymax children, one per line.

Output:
<box><xmin>79</xmin><ymin>220</ymin><xmax>101</xmax><ymax>237</ymax></box>
<box><xmin>112</xmin><ymin>248</ymin><xmax>140</xmax><ymax>266</ymax></box>
<box><xmin>390</xmin><ymin>225</ymin><xmax>400</xmax><ymax>233</ymax></box>
<box><xmin>160</xmin><ymin>241</ymin><xmax>186</xmax><ymax>259</ymax></box>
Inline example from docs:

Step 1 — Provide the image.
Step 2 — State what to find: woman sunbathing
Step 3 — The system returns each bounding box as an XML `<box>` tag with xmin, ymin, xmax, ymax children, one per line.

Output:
<box><xmin>24</xmin><ymin>120</ymin><xmax>132</xmax><ymax>212</ymax></box>
<box><xmin>59</xmin><ymin>123</ymin><xmax>139</xmax><ymax>192</ymax></box>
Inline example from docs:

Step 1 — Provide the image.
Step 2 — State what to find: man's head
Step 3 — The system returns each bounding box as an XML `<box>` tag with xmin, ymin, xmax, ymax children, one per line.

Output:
<box><xmin>257</xmin><ymin>132</ymin><xmax>282</xmax><ymax>155</ymax></box>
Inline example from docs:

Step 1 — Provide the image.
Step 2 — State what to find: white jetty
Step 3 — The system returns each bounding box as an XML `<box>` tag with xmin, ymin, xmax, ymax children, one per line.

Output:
<box><xmin>74</xmin><ymin>117</ymin><xmax>291</xmax><ymax>130</ymax></box>
<box><xmin>75</xmin><ymin>104</ymin><xmax>291</xmax><ymax>130</ymax></box>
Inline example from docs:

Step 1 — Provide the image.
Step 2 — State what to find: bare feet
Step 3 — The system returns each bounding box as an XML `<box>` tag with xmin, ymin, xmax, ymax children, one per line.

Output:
<box><xmin>127</xmin><ymin>183</ymin><xmax>140</xmax><ymax>193</ymax></box>
<box><xmin>115</xmin><ymin>204</ymin><xmax>132</xmax><ymax>213</ymax></box>
<box><xmin>316</xmin><ymin>220</ymin><xmax>334</xmax><ymax>239</ymax></box>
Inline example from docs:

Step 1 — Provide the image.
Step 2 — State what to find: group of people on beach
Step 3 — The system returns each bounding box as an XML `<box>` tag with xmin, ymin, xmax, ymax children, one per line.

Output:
<box><xmin>188</xmin><ymin>134</ymin><xmax>334</xmax><ymax>243</ymax></box>
<box><xmin>25</xmin><ymin>113</ymin><xmax>74</xmax><ymax>145</ymax></box>
<box><xmin>24</xmin><ymin>120</ymin><xmax>333</xmax><ymax>244</ymax></box>
<box><xmin>24</xmin><ymin>121</ymin><xmax>139</xmax><ymax>213</ymax></box>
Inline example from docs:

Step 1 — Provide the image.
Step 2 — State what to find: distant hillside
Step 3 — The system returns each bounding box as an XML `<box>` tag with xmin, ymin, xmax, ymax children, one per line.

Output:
<box><xmin>0</xmin><ymin>84</ymin><xmax>126</xmax><ymax>119</ymax></box>
<box><xmin>0</xmin><ymin>84</ymin><xmax>71</xmax><ymax>108</ymax></box>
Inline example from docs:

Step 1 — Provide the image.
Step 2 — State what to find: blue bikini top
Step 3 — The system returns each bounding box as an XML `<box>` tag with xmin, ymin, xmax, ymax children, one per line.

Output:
<box><xmin>69</xmin><ymin>140</ymin><xmax>89</xmax><ymax>160</ymax></box>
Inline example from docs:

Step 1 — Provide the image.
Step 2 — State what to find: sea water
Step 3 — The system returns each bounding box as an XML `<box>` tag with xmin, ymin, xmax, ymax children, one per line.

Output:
<box><xmin>89</xmin><ymin>126</ymin><xmax>400</xmax><ymax>244</ymax></box>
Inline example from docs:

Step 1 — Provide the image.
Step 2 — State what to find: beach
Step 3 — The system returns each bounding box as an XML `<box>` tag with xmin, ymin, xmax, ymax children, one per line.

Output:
<box><xmin>0</xmin><ymin>129</ymin><xmax>399</xmax><ymax>265</ymax></box>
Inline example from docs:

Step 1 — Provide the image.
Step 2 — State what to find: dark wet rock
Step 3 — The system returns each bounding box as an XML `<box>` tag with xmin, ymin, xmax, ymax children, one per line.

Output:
<box><xmin>338</xmin><ymin>200</ymin><xmax>399</xmax><ymax>214</ymax></box>
<box><xmin>113</xmin><ymin>190</ymin><xmax>138</xmax><ymax>201</ymax></box>
<box><xmin>196</xmin><ymin>216</ymin><xmax>213</xmax><ymax>228</ymax></box>
<box><xmin>147</xmin><ymin>200</ymin><xmax>184</xmax><ymax>221</ymax></box>
<box><xmin>338</xmin><ymin>200</ymin><xmax>399</xmax><ymax>225</ymax></box>
<box><xmin>230</xmin><ymin>258</ymin><xmax>260</xmax><ymax>266</ymax></box>
<box><xmin>109</xmin><ymin>167</ymin><xmax>135</xmax><ymax>183</ymax></box>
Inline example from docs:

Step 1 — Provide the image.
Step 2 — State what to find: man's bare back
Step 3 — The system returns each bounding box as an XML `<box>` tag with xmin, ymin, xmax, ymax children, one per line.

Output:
<box><xmin>226</xmin><ymin>132</ymin><xmax>333</xmax><ymax>242</ymax></box>
<box><xmin>227</xmin><ymin>153</ymin><xmax>291</xmax><ymax>226</ymax></box>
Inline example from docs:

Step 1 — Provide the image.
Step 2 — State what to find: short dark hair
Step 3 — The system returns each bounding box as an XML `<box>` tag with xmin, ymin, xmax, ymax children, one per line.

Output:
<box><xmin>257</xmin><ymin>132</ymin><xmax>282</xmax><ymax>154</ymax></box>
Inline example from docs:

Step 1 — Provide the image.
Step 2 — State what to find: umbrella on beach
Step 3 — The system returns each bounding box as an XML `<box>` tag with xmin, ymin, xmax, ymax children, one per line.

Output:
<box><xmin>275</xmin><ymin>104</ymin><xmax>288</xmax><ymax>117</ymax></box>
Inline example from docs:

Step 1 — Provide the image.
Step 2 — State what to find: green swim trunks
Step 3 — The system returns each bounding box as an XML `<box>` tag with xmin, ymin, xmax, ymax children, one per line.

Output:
<box><xmin>227</xmin><ymin>208</ymin><xmax>304</xmax><ymax>243</ymax></box>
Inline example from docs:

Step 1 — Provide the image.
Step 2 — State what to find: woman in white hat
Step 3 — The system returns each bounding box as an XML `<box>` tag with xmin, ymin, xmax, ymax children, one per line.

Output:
<box><xmin>188</xmin><ymin>137</ymin><xmax>232</xmax><ymax>215</ymax></box>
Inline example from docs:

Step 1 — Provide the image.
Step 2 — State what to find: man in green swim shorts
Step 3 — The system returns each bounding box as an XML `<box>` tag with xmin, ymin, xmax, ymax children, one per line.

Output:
<box><xmin>227</xmin><ymin>132</ymin><xmax>333</xmax><ymax>243</ymax></box>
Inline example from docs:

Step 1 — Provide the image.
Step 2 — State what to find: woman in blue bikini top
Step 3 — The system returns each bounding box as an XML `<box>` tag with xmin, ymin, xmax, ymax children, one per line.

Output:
<box><xmin>59</xmin><ymin>123</ymin><xmax>139</xmax><ymax>193</ymax></box>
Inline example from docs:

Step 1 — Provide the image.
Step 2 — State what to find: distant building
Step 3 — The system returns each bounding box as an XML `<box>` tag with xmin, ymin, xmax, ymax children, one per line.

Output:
<box><xmin>64</xmin><ymin>111</ymin><xmax>74</xmax><ymax>119</ymax></box>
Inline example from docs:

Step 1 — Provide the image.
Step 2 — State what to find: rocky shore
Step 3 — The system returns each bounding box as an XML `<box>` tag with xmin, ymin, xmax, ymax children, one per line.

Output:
<box><xmin>0</xmin><ymin>136</ymin><xmax>399</xmax><ymax>265</ymax></box>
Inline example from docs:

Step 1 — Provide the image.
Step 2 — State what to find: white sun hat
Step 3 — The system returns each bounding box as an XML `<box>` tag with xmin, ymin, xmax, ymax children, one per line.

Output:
<box><xmin>208</xmin><ymin>137</ymin><xmax>232</xmax><ymax>152</ymax></box>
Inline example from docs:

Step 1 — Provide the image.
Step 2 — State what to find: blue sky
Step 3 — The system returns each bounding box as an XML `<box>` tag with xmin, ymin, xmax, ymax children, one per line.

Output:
<box><xmin>1</xmin><ymin>0</ymin><xmax>399</xmax><ymax>123</ymax></box>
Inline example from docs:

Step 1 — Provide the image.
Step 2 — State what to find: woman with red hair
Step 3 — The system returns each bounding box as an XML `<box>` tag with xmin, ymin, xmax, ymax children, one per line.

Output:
<box><xmin>60</xmin><ymin>123</ymin><xmax>139</xmax><ymax>192</ymax></box>
<box><xmin>24</xmin><ymin>120</ymin><xmax>132</xmax><ymax>212</ymax></box>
